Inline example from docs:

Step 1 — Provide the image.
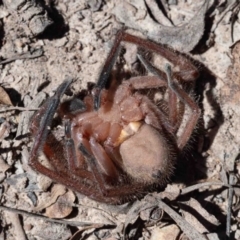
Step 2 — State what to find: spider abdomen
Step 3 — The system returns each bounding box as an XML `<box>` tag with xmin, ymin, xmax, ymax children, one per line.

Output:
<box><xmin>119</xmin><ymin>124</ymin><xmax>177</xmax><ymax>184</ymax></box>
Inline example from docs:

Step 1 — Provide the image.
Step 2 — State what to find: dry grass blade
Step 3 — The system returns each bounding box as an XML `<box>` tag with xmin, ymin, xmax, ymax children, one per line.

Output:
<box><xmin>180</xmin><ymin>181</ymin><xmax>230</xmax><ymax>195</ymax></box>
<box><xmin>153</xmin><ymin>197</ymin><xmax>206</xmax><ymax>240</ymax></box>
<box><xmin>0</xmin><ymin>106</ymin><xmax>39</xmax><ymax>113</ymax></box>
<box><xmin>0</xmin><ymin>48</ymin><xmax>43</xmax><ymax>65</ymax></box>
<box><xmin>0</xmin><ymin>205</ymin><xmax>116</xmax><ymax>228</ymax></box>
<box><xmin>226</xmin><ymin>175</ymin><xmax>234</xmax><ymax>238</ymax></box>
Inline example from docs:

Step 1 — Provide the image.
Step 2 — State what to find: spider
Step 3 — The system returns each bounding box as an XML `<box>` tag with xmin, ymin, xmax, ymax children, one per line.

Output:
<box><xmin>29</xmin><ymin>31</ymin><xmax>200</xmax><ymax>204</ymax></box>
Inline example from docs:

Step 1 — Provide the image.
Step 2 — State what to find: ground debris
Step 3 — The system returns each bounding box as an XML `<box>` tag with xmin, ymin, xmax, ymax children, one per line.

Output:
<box><xmin>0</xmin><ymin>85</ymin><xmax>13</xmax><ymax>105</ymax></box>
<box><xmin>0</xmin><ymin>0</ymin><xmax>240</xmax><ymax>239</ymax></box>
<box><xmin>112</xmin><ymin>0</ymin><xmax>209</xmax><ymax>52</ymax></box>
<box><xmin>45</xmin><ymin>189</ymin><xmax>75</xmax><ymax>219</ymax></box>
<box><xmin>2</xmin><ymin>0</ymin><xmax>53</xmax><ymax>36</ymax></box>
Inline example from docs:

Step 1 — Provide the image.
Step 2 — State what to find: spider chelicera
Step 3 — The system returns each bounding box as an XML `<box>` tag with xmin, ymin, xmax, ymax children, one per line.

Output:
<box><xmin>29</xmin><ymin>31</ymin><xmax>200</xmax><ymax>204</ymax></box>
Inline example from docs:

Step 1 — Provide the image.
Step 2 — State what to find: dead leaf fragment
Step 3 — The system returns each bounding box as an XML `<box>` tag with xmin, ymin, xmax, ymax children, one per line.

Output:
<box><xmin>0</xmin><ymin>86</ymin><xmax>13</xmax><ymax>105</ymax></box>
<box><xmin>34</xmin><ymin>184</ymin><xmax>67</xmax><ymax>212</ymax></box>
<box><xmin>113</xmin><ymin>0</ymin><xmax>210</xmax><ymax>52</ymax></box>
<box><xmin>45</xmin><ymin>190</ymin><xmax>75</xmax><ymax>219</ymax></box>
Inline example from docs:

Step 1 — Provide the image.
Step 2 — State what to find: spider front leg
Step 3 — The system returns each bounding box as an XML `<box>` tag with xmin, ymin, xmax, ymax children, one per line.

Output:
<box><xmin>30</xmin><ymin>80</ymin><xmax>72</xmax><ymax>167</ymax></box>
<box><xmin>93</xmin><ymin>30</ymin><xmax>199</xmax><ymax>111</ymax></box>
<box><xmin>137</xmin><ymin>52</ymin><xmax>180</xmax><ymax>128</ymax></box>
<box><xmin>79</xmin><ymin>143</ymin><xmax>110</xmax><ymax>196</ymax></box>
<box><xmin>29</xmin><ymin>80</ymin><xmax>85</xmax><ymax>189</ymax></box>
<box><xmin>164</xmin><ymin>64</ymin><xmax>200</xmax><ymax>149</ymax></box>
<box><xmin>93</xmin><ymin>32</ymin><xmax>123</xmax><ymax>110</ymax></box>
<box><xmin>30</xmin><ymin>92</ymin><xmax>120</xmax><ymax>203</ymax></box>
<box><xmin>133</xmin><ymin>55</ymin><xmax>200</xmax><ymax>149</ymax></box>
<box><xmin>30</xmin><ymin>79</ymin><xmax>94</xmax><ymax>191</ymax></box>
<box><xmin>137</xmin><ymin>51</ymin><xmax>198</xmax><ymax>141</ymax></box>
<box><xmin>123</xmin><ymin>32</ymin><xmax>199</xmax><ymax>81</ymax></box>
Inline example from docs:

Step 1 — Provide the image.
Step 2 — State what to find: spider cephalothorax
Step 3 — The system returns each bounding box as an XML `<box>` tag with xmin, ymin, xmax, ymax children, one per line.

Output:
<box><xmin>29</xmin><ymin>31</ymin><xmax>200</xmax><ymax>204</ymax></box>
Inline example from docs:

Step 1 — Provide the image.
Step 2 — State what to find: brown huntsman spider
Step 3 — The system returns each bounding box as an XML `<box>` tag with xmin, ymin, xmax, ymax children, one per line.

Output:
<box><xmin>29</xmin><ymin>31</ymin><xmax>200</xmax><ymax>204</ymax></box>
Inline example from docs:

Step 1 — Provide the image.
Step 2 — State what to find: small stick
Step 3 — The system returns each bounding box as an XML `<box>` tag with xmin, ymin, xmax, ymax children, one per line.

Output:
<box><xmin>226</xmin><ymin>173</ymin><xmax>235</xmax><ymax>238</ymax></box>
<box><xmin>180</xmin><ymin>181</ymin><xmax>232</xmax><ymax>196</ymax></box>
<box><xmin>0</xmin><ymin>205</ymin><xmax>115</xmax><ymax>227</ymax></box>
<box><xmin>0</xmin><ymin>49</ymin><xmax>43</xmax><ymax>65</ymax></box>
<box><xmin>0</xmin><ymin>107</ymin><xmax>39</xmax><ymax>113</ymax></box>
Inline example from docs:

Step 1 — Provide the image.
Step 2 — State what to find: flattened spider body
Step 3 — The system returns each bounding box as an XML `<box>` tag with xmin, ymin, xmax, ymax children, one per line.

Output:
<box><xmin>29</xmin><ymin>31</ymin><xmax>200</xmax><ymax>204</ymax></box>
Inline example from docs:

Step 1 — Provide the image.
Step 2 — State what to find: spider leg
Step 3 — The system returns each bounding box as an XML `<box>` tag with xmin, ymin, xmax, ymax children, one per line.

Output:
<box><xmin>30</xmin><ymin>148</ymin><xmax>120</xmax><ymax>204</ymax></box>
<box><xmin>165</xmin><ymin>64</ymin><xmax>200</xmax><ymax>149</ymax></box>
<box><xmin>137</xmin><ymin>51</ymin><xmax>167</xmax><ymax>82</ymax></box>
<box><xmin>79</xmin><ymin>137</ymin><xmax>121</xmax><ymax>196</ymax></box>
<box><xmin>30</xmin><ymin>79</ymin><xmax>72</xmax><ymax>163</ymax></box>
<box><xmin>127</xmin><ymin>75</ymin><xmax>167</xmax><ymax>89</ymax></box>
<box><xmin>138</xmin><ymin>94</ymin><xmax>174</xmax><ymax>132</ymax></box>
<box><xmin>64</xmin><ymin>119</ymin><xmax>80</xmax><ymax>170</ymax></box>
<box><xmin>63</xmin><ymin>120</ymin><xmax>89</xmax><ymax>176</ymax></box>
<box><xmin>30</xmin><ymin>79</ymin><xmax>94</xmax><ymax>181</ymax></box>
<box><xmin>31</xmin><ymin>108</ymin><xmax>120</xmax><ymax>203</ymax></box>
<box><xmin>29</xmin><ymin>80</ymin><xmax>83</xmax><ymax>189</ymax></box>
<box><xmin>137</xmin><ymin>52</ymin><xmax>183</xmax><ymax>131</ymax></box>
<box><xmin>93</xmin><ymin>32</ymin><xmax>123</xmax><ymax>110</ymax></box>
<box><xmin>79</xmin><ymin>143</ymin><xmax>153</xmax><ymax>200</ymax></box>
<box><xmin>122</xmin><ymin>32</ymin><xmax>199</xmax><ymax>81</ymax></box>
<box><xmin>93</xmin><ymin>31</ymin><xmax>198</xmax><ymax>111</ymax></box>
<box><xmin>79</xmin><ymin>143</ymin><xmax>109</xmax><ymax>196</ymax></box>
